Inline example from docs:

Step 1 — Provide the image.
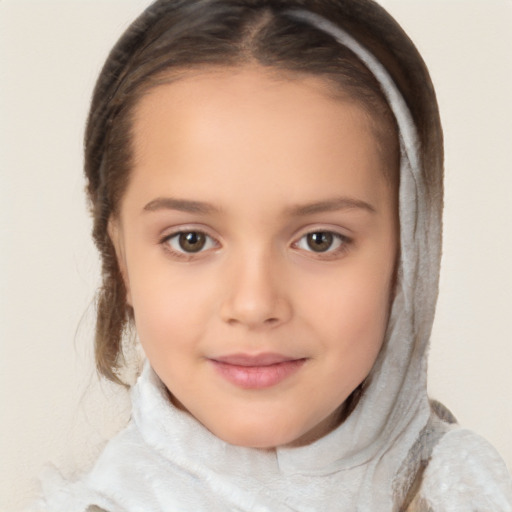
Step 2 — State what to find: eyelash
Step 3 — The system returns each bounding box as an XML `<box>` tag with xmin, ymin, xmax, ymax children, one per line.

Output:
<box><xmin>159</xmin><ymin>228</ymin><xmax>352</xmax><ymax>260</ymax></box>
<box><xmin>160</xmin><ymin>229</ymin><xmax>218</xmax><ymax>260</ymax></box>
<box><xmin>293</xmin><ymin>230</ymin><xmax>352</xmax><ymax>259</ymax></box>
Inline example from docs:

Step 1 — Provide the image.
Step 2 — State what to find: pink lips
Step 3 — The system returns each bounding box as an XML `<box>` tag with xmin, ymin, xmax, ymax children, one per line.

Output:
<box><xmin>209</xmin><ymin>353</ymin><xmax>306</xmax><ymax>389</ymax></box>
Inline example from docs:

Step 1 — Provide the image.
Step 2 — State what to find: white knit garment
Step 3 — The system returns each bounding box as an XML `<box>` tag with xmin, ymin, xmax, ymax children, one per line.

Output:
<box><xmin>31</xmin><ymin>364</ymin><xmax>512</xmax><ymax>512</ymax></box>
<box><xmin>30</xmin><ymin>9</ymin><xmax>512</xmax><ymax>512</ymax></box>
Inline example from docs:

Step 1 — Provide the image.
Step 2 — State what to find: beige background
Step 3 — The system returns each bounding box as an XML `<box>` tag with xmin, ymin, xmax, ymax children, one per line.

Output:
<box><xmin>1</xmin><ymin>0</ymin><xmax>511</xmax><ymax>510</ymax></box>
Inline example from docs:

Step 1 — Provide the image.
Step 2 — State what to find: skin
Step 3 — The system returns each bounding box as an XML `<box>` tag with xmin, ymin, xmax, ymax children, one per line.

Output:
<box><xmin>111</xmin><ymin>66</ymin><xmax>399</xmax><ymax>448</ymax></box>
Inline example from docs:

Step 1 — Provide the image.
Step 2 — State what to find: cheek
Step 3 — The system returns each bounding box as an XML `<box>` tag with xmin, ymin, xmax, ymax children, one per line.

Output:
<box><xmin>321</xmin><ymin>286</ymin><xmax>390</xmax><ymax>399</ymax></box>
<box><xmin>308</xmin><ymin>263</ymin><xmax>393</xmax><ymax>330</ymax></box>
<box><xmin>127</xmin><ymin>259</ymin><xmax>213</xmax><ymax>348</ymax></box>
<box><xmin>299</xmin><ymin>253</ymin><xmax>395</xmax><ymax>381</ymax></box>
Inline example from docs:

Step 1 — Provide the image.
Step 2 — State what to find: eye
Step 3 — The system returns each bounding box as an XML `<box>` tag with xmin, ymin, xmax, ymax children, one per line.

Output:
<box><xmin>295</xmin><ymin>231</ymin><xmax>347</xmax><ymax>253</ymax></box>
<box><xmin>164</xmin><ymin>231</ymin><xmax>216</xmax><ymax>254</ymax></box>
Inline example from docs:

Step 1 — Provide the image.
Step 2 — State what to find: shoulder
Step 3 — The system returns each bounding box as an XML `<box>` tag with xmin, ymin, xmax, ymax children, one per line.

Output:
<box><xmin>29</xmin><ymin>424</ymin><xmax>140</xmax><ymax>512</ymax></box>
<box><xmin>27</xmin><ymin>466</ymin><xmax>115</xmax><ymax>512</ymax></box>
<box><xmin>420</xmin><ymin>428</ymin><xmax>512</xmax><ymax>511</ymax></box>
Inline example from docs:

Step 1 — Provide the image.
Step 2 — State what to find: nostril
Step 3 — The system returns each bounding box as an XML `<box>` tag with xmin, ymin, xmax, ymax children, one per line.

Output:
<box><xmin>226</xmin><ymin>316</ymin><xmax>279</xmax><ymax>327</ymax></box>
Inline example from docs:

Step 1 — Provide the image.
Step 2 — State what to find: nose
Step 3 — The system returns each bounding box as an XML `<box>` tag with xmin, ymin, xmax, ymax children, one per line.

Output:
<box><xmin>220</xmin><ymin>250</ymin><xmax>292</xmax><ymax>330</ymax></box>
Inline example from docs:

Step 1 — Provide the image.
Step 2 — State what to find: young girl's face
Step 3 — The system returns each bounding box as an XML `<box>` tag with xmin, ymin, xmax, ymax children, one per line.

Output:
<box><xmin>111</xmin><ymin>67</ymin><xmax>398</xmax><ymax>448</ymax></box>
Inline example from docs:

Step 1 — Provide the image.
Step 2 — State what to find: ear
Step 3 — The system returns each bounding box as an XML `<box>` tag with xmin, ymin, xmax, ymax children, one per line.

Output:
<box><xmin>108</xmin><ymin>217</ymin><xmax>133</xmax><ymax>306</ymax></box>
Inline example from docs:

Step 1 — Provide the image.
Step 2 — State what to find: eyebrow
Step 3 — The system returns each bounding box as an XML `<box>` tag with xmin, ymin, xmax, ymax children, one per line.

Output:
<box><xmin>142</xmin><ymin>196</ymin><xmax>376</xmax><ymax>216</ymax></box>
<box><xmin>286</xmin><ymin>197</ymin><xmax>376</xmax><ymax>216</ymax></box>
<box><xmin>143</xmin><ymin>197</ymin><xmax>220</xmax><ymax>214</ymax></box>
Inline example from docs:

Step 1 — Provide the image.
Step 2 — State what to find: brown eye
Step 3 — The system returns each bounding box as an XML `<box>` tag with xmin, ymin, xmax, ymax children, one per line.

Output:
<box><xmin>178</xmin><ymin>232</ymin><xmax>207</xmax><ymax>253</ymax></box>
<box><xmin>163</xmin><ymin>230</ymin><xmax>218</xmax><ymax>258</ymax></box>
<box><xmin>306</xmin><ymin>232</ymin><xmax>334</xmax><ymax>252</ymax></box>
<box><xmin>294</xmin><ymin>230</ymin><xmax>348</xmax><ymax>256</ymax></box>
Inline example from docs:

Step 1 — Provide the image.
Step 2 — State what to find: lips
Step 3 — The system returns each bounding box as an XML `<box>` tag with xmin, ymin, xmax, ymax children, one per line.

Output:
<box><xmin>213</xmin><ymin>353</ymin><xmax>299</xmax><ymax>366</ymax></box>
<box><xmin>209</xmin><ymin>353</ymin><xmax>306</xmax><ymax>389</ymax></box>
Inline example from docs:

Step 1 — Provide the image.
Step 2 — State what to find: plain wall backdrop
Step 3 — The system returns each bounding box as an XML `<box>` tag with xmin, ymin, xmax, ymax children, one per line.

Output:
<box><xmin>1</xmin><ymin>0</ymin><xmax>511</xmax><ymax>510</ymax></box>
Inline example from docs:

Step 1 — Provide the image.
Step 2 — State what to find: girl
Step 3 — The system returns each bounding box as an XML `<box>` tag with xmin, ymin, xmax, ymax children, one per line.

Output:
<box><xmin>30</xmin><ymin>0</ymin><xmax>512</xmax><ymax>510</ymax></box>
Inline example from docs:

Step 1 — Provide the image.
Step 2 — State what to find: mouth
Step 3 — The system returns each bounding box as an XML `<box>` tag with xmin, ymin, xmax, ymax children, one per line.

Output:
<box><xmin>209</xmin><ymin>353</ymin><xmax>307</xmax><ymax>389</ymax></box>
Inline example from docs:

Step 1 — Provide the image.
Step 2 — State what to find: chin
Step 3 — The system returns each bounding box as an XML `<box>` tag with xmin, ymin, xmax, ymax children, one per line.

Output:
<box><xmin>195</xmin><ymin>400</ymin><xmax>347</xmax><ymax>449</ymax></box>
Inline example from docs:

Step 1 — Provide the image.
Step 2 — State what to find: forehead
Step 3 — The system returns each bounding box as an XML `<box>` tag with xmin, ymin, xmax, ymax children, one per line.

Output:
<box><xmin>126</xmin><ymin>66</ymin><xmax>392</xmax><ymax>214</ymax></box>
<box><xmin>132</xmin><ymin>65</ymin><xmax>375</xmax><ymax>141</ymax></box>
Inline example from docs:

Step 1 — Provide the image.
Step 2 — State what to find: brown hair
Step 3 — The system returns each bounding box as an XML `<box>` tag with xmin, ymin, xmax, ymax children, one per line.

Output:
<box><xmin>85</xmin><ymin>0</ymin><xmax>442</xmax><ymax>385</ymax></box>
